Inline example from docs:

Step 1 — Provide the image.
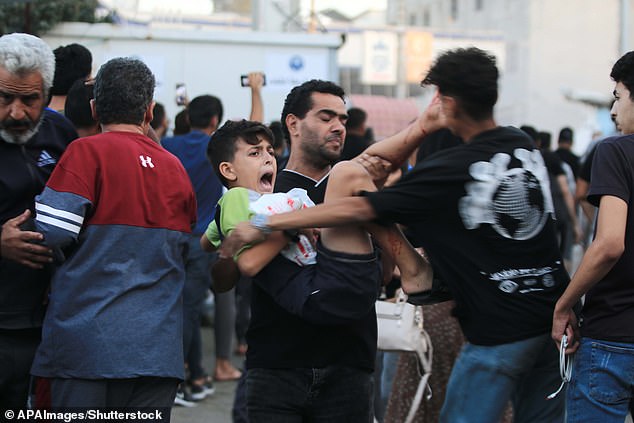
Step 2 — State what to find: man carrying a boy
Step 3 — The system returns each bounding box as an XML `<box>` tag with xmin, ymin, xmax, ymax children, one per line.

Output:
<box><xmin>209</xmin><ymin>80</ymin><xmax>430</xmax><ymax>422</ymax></box>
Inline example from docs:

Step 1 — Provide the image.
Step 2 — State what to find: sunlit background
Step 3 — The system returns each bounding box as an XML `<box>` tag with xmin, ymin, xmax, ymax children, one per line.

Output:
<box><xmin>1</xmin><ymin>0</ymin><xmax>629</xmax><ymax>154</ymax></box>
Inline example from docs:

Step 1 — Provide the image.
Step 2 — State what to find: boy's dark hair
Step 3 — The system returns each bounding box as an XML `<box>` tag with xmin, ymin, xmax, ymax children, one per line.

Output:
<box><xmin>422</xmin><ymin>47</ymin><xmax>498</xmax><ymax>121</ymax></box>
<box><xmin>281</xmin><ymin>79</ymin><xmax>345</xmax><ymax>142</ymax></box>
<box><xmin>51</xmin><ymin>43</ymin><xmax>92</xmax><ymax>96</ymax></box>
<box><xmin>207</xmin><ymin>119</ymin><xmax>274</xmax><ymax>187</ymax></box>
<box><xmin>346</xmin><ymin>107</ymin><xmax>367</xmax><ymax>130</ymax></box>
<box><xmin>151</xmin><ymin>102</ymin><xmax>166</xmax><ymax>130</ymax></box>
<box><xmin>64</xmin><ymin>78</ymin><xmax>96</xmax><ymax>130</ymax></box>
<box><xmin>94</xmin><ymin>57</ymin><xmax>155</xmax><ymax>125</ymax></box>
<box><xmin>611</xmin><ymin>51</ymin><xmax>634</xmax><ymax>99</ymax></box>
<box><xmin>189</xmin><ymin>95</ymin><xmax>223</xmax><ymax>129</ymax></box>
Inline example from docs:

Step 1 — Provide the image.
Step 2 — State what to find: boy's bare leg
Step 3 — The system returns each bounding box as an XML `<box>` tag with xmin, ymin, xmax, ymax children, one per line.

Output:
<box><xmin>320</xmin><ymin>161</ymin><xmax>374</xmax><ymax>255</ymax></box>
<box><xmin>322</xmin><ymin>161</ymin><xmax>432</xmax><ymax>293</ymax></box>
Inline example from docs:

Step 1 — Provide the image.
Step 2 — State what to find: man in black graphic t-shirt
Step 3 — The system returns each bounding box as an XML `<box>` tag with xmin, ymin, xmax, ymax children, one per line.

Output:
<box><xmin>224</xmin><ymin>48</ymin><xmax>569</xmax><ymax>423</ymax></box>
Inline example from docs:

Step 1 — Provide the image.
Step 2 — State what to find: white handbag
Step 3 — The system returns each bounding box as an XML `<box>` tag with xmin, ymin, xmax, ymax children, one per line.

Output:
<box><xmin>376</xmin><ymin>290</ymin><xmax>433</xmax><ymax>423</ymax></box>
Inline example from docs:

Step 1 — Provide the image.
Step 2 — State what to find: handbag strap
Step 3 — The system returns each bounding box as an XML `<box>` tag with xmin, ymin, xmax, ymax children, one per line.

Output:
<box><xmin>404</xmin><ymin>327</ymin><xmax>434</xmax><ymax>423</ymax></box>
<box><xmin>404</xmin><ymin>369</ymin><xmax>432</xmax><ymax>423</ymax></box>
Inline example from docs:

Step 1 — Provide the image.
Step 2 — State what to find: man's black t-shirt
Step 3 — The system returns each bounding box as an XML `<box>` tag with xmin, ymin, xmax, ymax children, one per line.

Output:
<box><xmin>555</xmin><ymin>148</ymin><xmax>580</xmax><ymax>178</ymax></box>
<box><xmin>245</xmin><ymin>169</ymin><xmax>377</xmax><ymax>371</ymax></box>
<box><xmin>542</xmin><ymin>151</ymin><xmax>570</xmax><ymax>224</ymax></box>
<box><xmin>341</xmin><ymin>133</ymin><xmax>371</xmax><ymax>161</ymax></box>
<box><xmin>582</xmin><ymin>135</ymin><xmax>634</xmax><ymax>342</ymax></box>
<box><xmin>365</xmin><ymin>126</ymin><xmax>570</xmax><ymax>345</ymax></box>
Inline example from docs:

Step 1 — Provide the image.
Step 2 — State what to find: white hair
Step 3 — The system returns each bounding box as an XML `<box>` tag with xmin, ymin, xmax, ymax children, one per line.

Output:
<box><xmin>0</xmin><ymin>33</ymin><xmax>55</xmax><ymax>96</ymax></box>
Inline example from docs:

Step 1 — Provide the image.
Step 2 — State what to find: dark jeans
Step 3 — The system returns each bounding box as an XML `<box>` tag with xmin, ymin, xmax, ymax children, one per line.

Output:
<box><xmin>183</xmin><ymin>236</ymin><xmax>215</xmax><ymax>381</ymax></box>
<box><xmin>50</xmin><ymin>376</ymin><xmax>177</xmax><ymax>422</ymax></box>
<box><xmin>0</xmin><ymin>327</ymin><xmax>41</xmax><ymax>409</ymax></box>
<box><xmin>246</xmin><ymin>367</ymin><xmax>374</xmax><ymax>423</ymax></box>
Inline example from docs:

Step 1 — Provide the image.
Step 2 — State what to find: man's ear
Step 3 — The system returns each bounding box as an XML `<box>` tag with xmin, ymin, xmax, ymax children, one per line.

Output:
<box><xmin>441</xmin><ymin>95</ymin><xmax>459</xmax><ymax>118</ymax></box>
<box><xmin>219</xmin><ymin>162</ymin><xmax>237</xmax><ymax>183</ymax></box>
<box><xmin>90</xmin><ymin>99</ymin><xmax>97</xmax><ymax>121</ymax></box>
<box><xmin>144</xmin><ymin>101</ymin><xmax>155</xmax><ymax>126</ymax></box>
<box><xmin>285</xmin><ymin>114</ymin><xmax>299</xmax><ymax>137</ymax></box>
<box><xmin>210</xmin><ymin>115</ymin><xmax>219</xmax><ymax>132</ymax></box>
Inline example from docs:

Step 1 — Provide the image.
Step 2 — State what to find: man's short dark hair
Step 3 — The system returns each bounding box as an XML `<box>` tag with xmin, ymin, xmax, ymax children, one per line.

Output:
<box><xmin>93</xmin><ymin>58</ymin><xmax>155</xmax><ymax>125</ymax></box>
<box><xmin>539</xmin><ymin>131</ymin><xmax>552</xmax><ymax>150</ymax></box>
<box><xmin>51</xmin><ymin>43</ymin><xmax>92</xmax><ymax>96</ymax></box>
<box><xmin>611</xmin><ymin>51</ymin><xmax>634</xmax><ymax>100</ymax></box>
<box><xmin>281</xmin><ymin>79</ymin><xmax>345</xmax><ymax>142</ymax></box>
<box><xmin>64</xmin><ymin>78</ymin><xmax>96</xmax><ymax>130</ymax></box>
<box><xmin>188</xmin><ymin>95</ymin><xmax>223</xmax><ymax>129</ymax></box>
<box><xmin>520</xmin><ymin>125</ymin><xmax>539</xmax><ymax>144</ymax></box>
<box><xmin>268</xmin><ymin>120</ymin><xmax>286</xmax><ymax>151</ymax></box>
<box><xmin>346</xmin><ymin>107</ymin><xmax>367</xmax><ymax>131</ymax></box>
<box><xmin>151</xmin><ymin>102</ymin><xmax>166</xmax><ymax>130</ymax></box>
<box><xmin>422</xmin><ymin>47</ymin><xmax>498</xmax><ymax>121</ymax></box>
<box><xmin>173</xmin><ymin>109</ymin><xmax>190</xmax><ymax>135</ymax></box>
<box><xmin>207</xmin><ymin>119</ymin><xmax>274</xmax><ymax>187</ymax></box>
<box><xmin>558</xmin><ymin>127</ymin><xmax>573</xmax><ymax>144</ymax></box>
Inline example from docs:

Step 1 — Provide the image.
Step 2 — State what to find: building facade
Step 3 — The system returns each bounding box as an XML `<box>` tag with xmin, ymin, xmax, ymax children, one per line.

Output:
<box><xmin>387</xmin><ymin>0</ymin><xmax>625</xmax><ymax>152</ymax></box>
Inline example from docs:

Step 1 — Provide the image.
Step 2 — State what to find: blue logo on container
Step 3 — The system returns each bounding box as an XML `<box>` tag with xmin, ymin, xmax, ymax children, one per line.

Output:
<box><xmin>289</xmin><ymin>55</ymin><xmax>304</xmax><ymax>71</ymax></box>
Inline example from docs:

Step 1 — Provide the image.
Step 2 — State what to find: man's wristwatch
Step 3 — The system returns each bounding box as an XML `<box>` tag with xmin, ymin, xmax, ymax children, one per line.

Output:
<box><xmin>249</xmin><ymin>213</ymin><xmax>272</xmax><ymax>234</ymax></box>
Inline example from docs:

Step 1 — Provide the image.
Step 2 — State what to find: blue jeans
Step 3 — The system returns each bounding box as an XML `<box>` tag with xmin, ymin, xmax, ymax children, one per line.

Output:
<box><xmin>440</xmin><ymin>333</ymin><xmax>564</xmax><ymax>423</ymax></box>
<box><xmin>566</xmin><ymin>337</ymin><xmax>634</xmax><ymax>423</ymax></box>
<box><xmin>246</xmin><ymin>367</ymin><xmax>374</xmax><ymax>422</ymax></box>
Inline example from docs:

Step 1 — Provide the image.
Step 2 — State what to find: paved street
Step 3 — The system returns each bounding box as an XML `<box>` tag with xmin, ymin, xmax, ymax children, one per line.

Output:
<box><xmin>169</xmin><ymin>327</ymin><xmax>634</xmax><ymax>423</ymax></box>
<box><xmin>171</xmin><ymin>326</ymin><xmax>243</xmax><ymax>423</ymax></box>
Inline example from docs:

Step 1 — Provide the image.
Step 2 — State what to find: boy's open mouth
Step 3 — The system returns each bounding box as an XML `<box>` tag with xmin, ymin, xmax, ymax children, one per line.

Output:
<box><xmin>259</xmin><ymin>171</ymin><xmax>274</xmax><ymax>192</ymax></box>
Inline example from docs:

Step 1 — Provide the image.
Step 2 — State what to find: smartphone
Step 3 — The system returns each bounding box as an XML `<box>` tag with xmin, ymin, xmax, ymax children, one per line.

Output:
<box><xmin>175</xmin><ymin>83</ymin><xmax>187</xmax><ymax>106</ymax></box>
<box><xmin>240</xmin><ymin>74</ymin><xmax>267</xmax><ymax>87</ymax></box>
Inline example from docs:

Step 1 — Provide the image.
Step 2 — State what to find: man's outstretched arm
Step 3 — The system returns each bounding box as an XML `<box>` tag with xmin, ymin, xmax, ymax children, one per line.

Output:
<box><xmin>220</xmin><ymin>196</ymin><xmax>374</xmax><ymax>258</ymax></box>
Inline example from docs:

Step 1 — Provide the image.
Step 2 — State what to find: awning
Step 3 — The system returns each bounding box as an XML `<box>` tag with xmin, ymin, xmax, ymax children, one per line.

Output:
<box><xmin>348</xmin><ymin>94</ymin><xmax>420</xmax><ymax>140</ymax></box>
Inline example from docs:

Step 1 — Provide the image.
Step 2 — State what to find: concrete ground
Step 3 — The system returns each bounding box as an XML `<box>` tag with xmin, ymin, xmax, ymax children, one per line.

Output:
<box><xmin>171</xmin><ymin>326</ymin><xmax>243</xmax><ymax>423</ymax></box>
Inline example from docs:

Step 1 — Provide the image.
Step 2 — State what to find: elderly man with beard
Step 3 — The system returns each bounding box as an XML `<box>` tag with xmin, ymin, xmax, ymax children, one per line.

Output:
<box><xmin>0</xmin><ymin>33</ymin><xmax>78</xmax><ymax>409</ymax></box>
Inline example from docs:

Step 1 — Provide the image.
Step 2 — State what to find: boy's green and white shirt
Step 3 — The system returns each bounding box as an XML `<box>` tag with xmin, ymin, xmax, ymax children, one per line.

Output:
<box><xmin>206</xmin><ymin>187</ymin><xmax>317</xmax><ymax>265</ymax></box>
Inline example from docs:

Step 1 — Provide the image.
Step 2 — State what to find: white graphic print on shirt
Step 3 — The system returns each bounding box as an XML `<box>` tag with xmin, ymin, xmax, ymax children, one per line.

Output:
<box><xmin>459</xmin><ymin>148</ymin><xmax>554</xmax><ymax>241</ymax></box>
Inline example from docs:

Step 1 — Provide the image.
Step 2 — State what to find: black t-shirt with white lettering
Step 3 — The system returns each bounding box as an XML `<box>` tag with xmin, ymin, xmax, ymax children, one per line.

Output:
<box><xmin>582</xmin><ymin>135</ymin><xmax>634</xmax><ymax>342</ymax></box>
<box><xmin>245</xmin><ymin>169</ymin><xmax>377</xmax><ymax>371</ymax></box>
<box><xmin>365</xmin><ymin>126</ymin><xmax>569</xmax><ymax>345</ymax></box>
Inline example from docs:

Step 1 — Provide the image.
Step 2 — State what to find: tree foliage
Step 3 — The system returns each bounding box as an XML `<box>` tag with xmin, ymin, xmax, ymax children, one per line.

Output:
<box><xmin>0</xmin><ymin>0</ymin><xmax>109</xmax><ymax>36</ymax></box>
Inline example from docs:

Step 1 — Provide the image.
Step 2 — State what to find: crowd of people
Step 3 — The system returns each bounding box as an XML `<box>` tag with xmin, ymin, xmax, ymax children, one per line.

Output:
<box><xmin>1</xmin><ymin>30</ymin><xmax>633</xmax><ymax>423</ymax></box>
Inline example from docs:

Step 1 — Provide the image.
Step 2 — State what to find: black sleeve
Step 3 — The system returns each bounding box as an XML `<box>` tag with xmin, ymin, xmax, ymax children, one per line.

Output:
<box><xmin>588</xmin><ymin>140</ymin><xmax>631</xmax><ymax>207</ymax></box>
<box><xmin>364</xmin><ymin>160</ymin><xmax>452</xmax><ymax>225</ymax></box>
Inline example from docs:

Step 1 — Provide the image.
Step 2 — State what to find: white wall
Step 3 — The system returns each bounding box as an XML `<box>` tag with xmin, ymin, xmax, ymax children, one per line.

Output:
<box><xmin>44</xmin><ymin>23</ymin><xmax>341</xmax><ymax>128</ymax></box>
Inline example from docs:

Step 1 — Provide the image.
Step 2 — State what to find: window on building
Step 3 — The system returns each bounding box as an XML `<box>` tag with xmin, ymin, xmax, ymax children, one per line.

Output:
<box><xmin>451</xmin><ymin>0</ymin><xmax>459</xmax><ymax>20</ymax></box>
<box><xmin>475</xmin><ymin>0</ymin><xmax>484</xmax><ymax>11</ymax></box>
